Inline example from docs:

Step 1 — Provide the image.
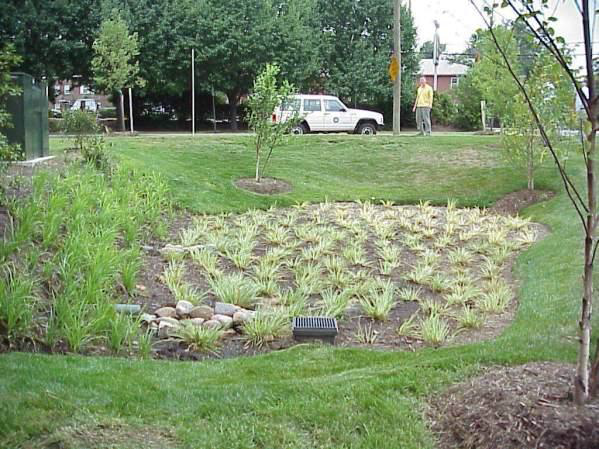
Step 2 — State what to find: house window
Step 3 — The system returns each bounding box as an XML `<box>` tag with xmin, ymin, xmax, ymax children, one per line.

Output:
<box><xmin>80</xmin><ymin>85</ymin><xmax>93</xmax><ymax>95</ymax></box>
<box><xmin>450</xmin><ymin>77</ymin><xmax>459</xmax><ymax>89</ymax></box>
<box><xmin>54</xmin><ymin>84</ymin><xmax>62</xmax><ymax>96</ymax></box>
<box><xmin>64</xmin><ymin>84</ymin><xmax>71</xmax><ymax>95</ymax></box>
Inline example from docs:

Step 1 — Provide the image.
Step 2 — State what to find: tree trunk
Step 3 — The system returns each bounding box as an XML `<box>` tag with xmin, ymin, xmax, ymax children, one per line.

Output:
<box><xmin>527</xmin><ymin>135</ymin><xmax>535</xmax><ymax>190</ymax></box>
<box><xmin>576</xmin><ymin>126</ymin><xmax>597</xmax><ymax>404</ymax></box>
<box><xmin>228</xmin><ymin>94</ymin><xmax>239</xmax><ymax>131</ymax></box>
<box><xmin>118</xmin><ymin>90</ymin><xmax>125</xmax><ymax>132</ymax></box>
<box><xmin>590</xmin><ymin>337</ymin><xmax>599</xmax><ymax>397</ymax></box>
<box><xmin>255</xmin><ymin>152</ymin><xmax>260</xmax><ymax>183</ymax></box>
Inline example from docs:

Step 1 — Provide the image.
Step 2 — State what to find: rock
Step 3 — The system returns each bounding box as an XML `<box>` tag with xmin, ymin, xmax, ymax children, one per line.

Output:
<box><xmin>157</xmin><ymin>317</ymin><xmax>180</xmax><ymax>326</ymax></box>
<box><xmin>223</xmin><ymin>329</ymin><xmax>237</xmax><ymax>337</ymax></box>
<box><xmin>214</xmin><ymin>302</ymin><xmax>239</xmax><ymax>317</ymax></box>
<box><xmin>140</xmin><ymin>313</ymin><xmax>156</xmax><ymax>324</ymax></box>
<box><xmin>203</xmin><ymin>320</ymin><xmax>222</xmax><ymax>329</ymax></box>
<box><xmin>213</xmin><ymin>314</ymin><xmax>233</xmax><ymax>329</ymax></box>
<box><xmin>176</xmin><ymin>300</ymin><xmax>194</xmax><ymax>317</ymax></box>
<box><xmin>155</xmin><ymin>306</ymin><xmax>177</xmax><ymax>318</ymax></box>
<box><xmin>189</xmin><ymin>305</ymin><xmax>213</xmax><ymax>320</ymax></box>
<box><xmin>190</xmin><ymin>318</ymin><xmax>205</xmax><ymax>327</ymax></box>
<box><xmin>158</xmin><ymin>319</ymin><xmax>180</xmax><ymax>338</ymax></box>
<box><xmin>233</xmin><ymin>310</ymin><xmax>253</xmax><ymax>325</ymax></box>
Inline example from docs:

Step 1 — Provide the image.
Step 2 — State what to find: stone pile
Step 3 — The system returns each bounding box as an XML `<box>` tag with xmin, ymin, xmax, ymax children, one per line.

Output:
<box><xmin>141</xmin><ymin>301</ymin><xmax>255</xmax><ymax>338</ymax></box>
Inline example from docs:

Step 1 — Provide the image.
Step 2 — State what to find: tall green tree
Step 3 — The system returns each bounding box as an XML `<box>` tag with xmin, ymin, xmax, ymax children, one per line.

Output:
<box><xmin>92</xmin><ymin>14</ymin><xmax>144</xmax><ymax>131</ymax></box>
<box><xmin>0</xmin><ymin>0</ymin><xmax>101</xmax><ymax>88</ymax></box>
<box><xmin>314</xmin><ymin>1</ymin><xmax>418</xmax><ymax>125</ymax></box>
<box><xmin>196</xmin><ymin>0</ymin><xmax>318</xmax><ymax>130</ymax></box>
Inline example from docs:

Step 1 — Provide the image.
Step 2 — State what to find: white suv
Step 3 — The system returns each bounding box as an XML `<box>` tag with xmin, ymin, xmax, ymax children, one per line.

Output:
<box><xmin>274</xmin><ymin>94</ymin><xmax>384</xmax><ymax>135</ymax></box>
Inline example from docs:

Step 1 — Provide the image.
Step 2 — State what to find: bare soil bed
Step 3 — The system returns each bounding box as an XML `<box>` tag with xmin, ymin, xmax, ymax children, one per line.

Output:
<box><xmin>131</xmin><ymin>194</ymin><xmax>548</xmax><ymax>360</ymax></box>
<box><xmin>428</xmin><ymin>362</ymin><xmax>599</xmax><ymax>449</ymax></box>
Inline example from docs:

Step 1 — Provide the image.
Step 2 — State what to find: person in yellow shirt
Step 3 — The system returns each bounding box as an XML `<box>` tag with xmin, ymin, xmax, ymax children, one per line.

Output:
<box><xmin>412</xmin><ymin>77</ymin><xmax>434</xmax><ymax>136</ymax></box>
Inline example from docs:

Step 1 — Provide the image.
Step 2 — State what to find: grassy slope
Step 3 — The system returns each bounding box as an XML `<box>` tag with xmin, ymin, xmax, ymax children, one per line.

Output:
<box><xmin>1</xmin><ymin>134</ymin><xmax>595</xmax><ymax>449</ymax></box>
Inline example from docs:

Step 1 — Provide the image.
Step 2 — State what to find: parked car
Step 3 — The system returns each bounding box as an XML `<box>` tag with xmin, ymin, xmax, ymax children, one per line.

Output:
<box><xmin>70</xmin><ymin>99</ymin><xmax>99</xmax><ymax>112</ymax></box>
<box><xmin>273</xmin><ymin>94</ymin><xmax>384</xmax><ymax>135</ymax></box>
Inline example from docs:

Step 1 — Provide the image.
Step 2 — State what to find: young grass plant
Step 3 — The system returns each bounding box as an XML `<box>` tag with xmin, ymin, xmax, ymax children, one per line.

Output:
<box><xmin>355</xmin><ymin>320</ymin><xmax>379</xmax><ymax>344</ymax></box>
<box><xmin>457</xmin><ymin>306</ymin><xmax>484</xmax><ymax>330</ymax></box>
<box><xmin>209</xmin><ymin>273</ymin><xmax>258</xmax><ymax>308</ymax></box>
<box><xmin>319</xmin><ymin>289</ymin><xmax>351</xmax><ymax>318</ymax></box>
<box><xmin>190</xmin><ymin>248</ymin><xmax>222</xmax><ymax>278</ymax></box>
<box><xmin>242</xmin><ymin>309</ymin><xmax>290</xmax><ymax>348</ymax></box>
<box><xmin>172</xmin><ymin>321</ymin><xmax>223</xmax><ymax>354</ymax></box>
<box><xmin>358</xmin><ymin>280</ymin><xmax>396</xmax><ymax>321</ymax></box>
<box><xmin>398</xmin><ymin>286</ymin><xmax>422</xmax><ymax>302</ymax></box>
<box><xmin>419</xmin><ymin>314</ymin><xmax>451</xmax><ymax>346</ymax></box>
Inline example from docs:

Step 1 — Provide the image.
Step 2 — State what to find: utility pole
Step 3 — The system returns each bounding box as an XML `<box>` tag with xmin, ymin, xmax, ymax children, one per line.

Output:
<box><xmin>191</xmin><ymin>48</ymin><xmax>195</xmax><ymax>136</ymax></box>
<box><xmin>393</xmin><ymin>0</ymin><xmax>401</xmax><ymax>135</ymax></box>
<box><xmin>433</xmin><ymin>20</ymin><xmax>440</xmax><ymax>91</ymax></box>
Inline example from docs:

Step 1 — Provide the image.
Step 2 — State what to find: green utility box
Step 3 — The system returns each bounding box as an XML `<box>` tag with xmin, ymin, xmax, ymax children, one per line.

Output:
<box><xmin>1</xmin><ymin>72</ymin><xmax>49</xmax><ymax>160</ymax></box>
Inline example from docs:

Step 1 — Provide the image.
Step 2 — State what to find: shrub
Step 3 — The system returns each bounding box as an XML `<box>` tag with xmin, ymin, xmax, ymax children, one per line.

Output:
<box><xmin>432</xmin><ymin>92</ymin><xmax>456</xmax><ymax>126</ymax></box>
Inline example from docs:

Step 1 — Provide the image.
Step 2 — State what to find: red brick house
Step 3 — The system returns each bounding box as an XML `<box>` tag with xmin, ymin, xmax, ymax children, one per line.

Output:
<box><xmin>50</xmin><ymin>79</ymin><xmax>113</xmax><ymax>112</ymax></box>
<box><xmin>419</xmin><ymin>57</ymin><xmax>469</xmax><ymax>92</ymax></box>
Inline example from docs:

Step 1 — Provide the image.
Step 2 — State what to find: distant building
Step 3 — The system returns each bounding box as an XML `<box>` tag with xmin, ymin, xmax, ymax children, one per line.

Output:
<box><xmin>50</xmin><ymin>79</ymin><xmax>113</xmax><ymax>112</ymax></box>
<box><xmin>419</xmin><ymin>57</ymin><xmax>470</xmax><ymax>92</ymax></box>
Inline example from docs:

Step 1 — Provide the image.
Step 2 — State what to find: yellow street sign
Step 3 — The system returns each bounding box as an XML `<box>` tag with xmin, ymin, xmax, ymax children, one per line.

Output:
<box><xmin>388</xmin><ymin>55</ymin><xmax>399</xmax><ymax>82</ymax></box>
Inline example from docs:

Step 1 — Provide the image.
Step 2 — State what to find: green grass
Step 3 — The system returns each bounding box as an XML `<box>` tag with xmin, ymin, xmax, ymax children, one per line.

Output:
<box><xmin>52</xmin><ymin>134</ymin><xmax>555</xmax><ymax>213</ymax></box>
<box><xmin>1</xmin><ymin>134</ymin><xmax>596</xmax><ymax>448</ymax></box>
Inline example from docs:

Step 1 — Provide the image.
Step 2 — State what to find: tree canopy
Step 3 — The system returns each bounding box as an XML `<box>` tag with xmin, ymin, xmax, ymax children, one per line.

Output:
<box><xmin>3</xmin><ymin>0</ymin><xmax>421</xmax><ymax>127</ymax></box>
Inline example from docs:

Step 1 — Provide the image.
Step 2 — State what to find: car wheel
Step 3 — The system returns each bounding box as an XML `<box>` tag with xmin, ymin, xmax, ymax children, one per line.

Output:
<box><xmin>290</xmin><ymin>123</ymin><xmax>307</xmax><ymax>135</ymax></box>
<box><xmin>358</xmin><ymin>122</ymin><xmax>377</xmax><ymax>135</ymax></box>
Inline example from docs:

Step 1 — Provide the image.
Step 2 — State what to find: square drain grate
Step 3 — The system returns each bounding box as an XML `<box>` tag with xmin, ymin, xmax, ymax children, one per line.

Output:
<box><xmin>292</xmin><ymin>316</ymin><xmax>338</xmax><ymax>344</ymax></box>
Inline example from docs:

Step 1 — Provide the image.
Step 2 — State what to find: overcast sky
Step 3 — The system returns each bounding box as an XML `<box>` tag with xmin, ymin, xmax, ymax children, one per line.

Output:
<box><xmin>409</xmin><ymin>0</ymin><xmax>598</xmax><ymax>70</ymax></box>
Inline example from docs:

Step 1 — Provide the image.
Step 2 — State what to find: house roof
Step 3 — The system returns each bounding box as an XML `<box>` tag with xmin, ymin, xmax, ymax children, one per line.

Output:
<box><xmin>419</xmin><ymin>58</ymin><xmax>469</xmax><ymax>77</ymax></box>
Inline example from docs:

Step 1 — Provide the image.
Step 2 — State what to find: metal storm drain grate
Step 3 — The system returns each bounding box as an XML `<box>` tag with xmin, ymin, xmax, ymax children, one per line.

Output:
<box><xmin>292</xmin><ymin>316</ymin><xmax>338</xmax><ymax>344</ymax></box>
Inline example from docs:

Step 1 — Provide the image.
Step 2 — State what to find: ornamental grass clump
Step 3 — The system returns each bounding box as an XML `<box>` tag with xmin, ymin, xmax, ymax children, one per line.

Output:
<box><xmin>209</xmin><ymin>273</ymin><xmax>259</xmax><ymax>308</ymax></box>
<box><xmin>242</xmin><ymin>309</ymin><xmax>290</xmax><ymax>348</ymax></box>
<box><xmin>419</xmin><ymin>314</ymin><xmax>451</xmax><ymax>346</ymax></box>
<box><xmin>358</xmin><ymin>280</ymin><xmax>396</xmax><ymax>321</ymax></box>
<box><xmin>172</xmin><ymin>321</ymin><xmax>223</xmax><ymax>354</ymax></box>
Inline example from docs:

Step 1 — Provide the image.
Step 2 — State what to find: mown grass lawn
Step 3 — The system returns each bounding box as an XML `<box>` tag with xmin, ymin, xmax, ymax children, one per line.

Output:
<box><xmin>2</xmin><ymin>134</ymin><xmax>596</xmax><ymax>449</ymax></box>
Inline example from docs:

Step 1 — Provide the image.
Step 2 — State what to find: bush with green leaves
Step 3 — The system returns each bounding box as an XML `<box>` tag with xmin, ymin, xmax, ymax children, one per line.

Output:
<box><xmin>242</xmin><ymin>309</ymin><xmax>290</xmax><ymax>347</ymax></box>
<box><xmin>62</xmin><ymin>109</ymin><xmax>100</xmax><ymax>150</ymax></box>
<box><xmin>432</xmin><ymin>91</ymin><xmax>456</xmax><ymax>127</ymax></box>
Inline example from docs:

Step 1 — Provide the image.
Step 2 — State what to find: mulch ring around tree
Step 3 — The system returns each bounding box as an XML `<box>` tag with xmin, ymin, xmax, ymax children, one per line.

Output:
<box><xmin>427</xmin><ymin>362</ymin><xmax>599</xmax><ymax>449</ymax></box>
<box><xmin>234</xmin><ymin>177</ymin><xmax>293</xmax><ymax>195</ymax></box>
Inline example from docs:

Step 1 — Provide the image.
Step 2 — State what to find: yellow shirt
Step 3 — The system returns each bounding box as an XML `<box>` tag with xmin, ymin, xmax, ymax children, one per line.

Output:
<box><xmin>415</xmin><ymin>84</ymin><xmax>434</xmax><ymax>108</ymax></box>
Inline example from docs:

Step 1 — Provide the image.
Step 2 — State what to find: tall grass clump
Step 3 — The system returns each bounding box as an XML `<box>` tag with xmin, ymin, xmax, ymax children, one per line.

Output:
<box><xmin>0</xmin><ymin>163</ymin><xmax>171</xmax><ymax>352</ymax></box>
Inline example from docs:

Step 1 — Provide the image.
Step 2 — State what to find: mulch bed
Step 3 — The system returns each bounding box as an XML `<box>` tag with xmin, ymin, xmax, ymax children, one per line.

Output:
<box><xmin>234</xmin><ymin>177</ymin><xmax>292</xmax><ymax>195</ymax></box>
<box><xmin>490</xmin><ymin>190</ymin><xmax>555</xmax><ymax>216</ymax></box>
<box><xmin>428</xmin><ymin>362</ymin><xmax>599</xmax><ymax>449</ymax></box>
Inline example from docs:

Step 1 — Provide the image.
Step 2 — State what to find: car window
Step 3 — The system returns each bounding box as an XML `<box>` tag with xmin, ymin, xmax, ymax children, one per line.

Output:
<box><xmin>303</xmin><ymin>99</ymin><xmax>322</xmax><ymax>112</ymax></box>
<box><xmin>281</xmin><ymin>98</ymin><xmax>301</xmax><ymax>112</ymax></box>
<box><xmin>324</xmin><ymin>99</ymin><xmax>345</xmax><ymax>112</ymax></box>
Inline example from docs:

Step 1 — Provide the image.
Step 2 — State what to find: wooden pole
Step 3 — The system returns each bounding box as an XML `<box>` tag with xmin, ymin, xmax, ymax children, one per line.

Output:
<box><xmin>191</xmin><ymin>48</ymin><xmax>195</xmax><ymax>136</ymax></box>
<box><xmin>393</xmin><ymin>0</ymin><xmax>401</xmax><ymax>135</ymax></box>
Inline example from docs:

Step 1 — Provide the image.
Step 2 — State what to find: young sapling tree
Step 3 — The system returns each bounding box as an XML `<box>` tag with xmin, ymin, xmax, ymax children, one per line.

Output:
<box><xmin>246</xmin><ymin>63</ymin><xmax>299</xmax><ymax>182</ymax></box>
